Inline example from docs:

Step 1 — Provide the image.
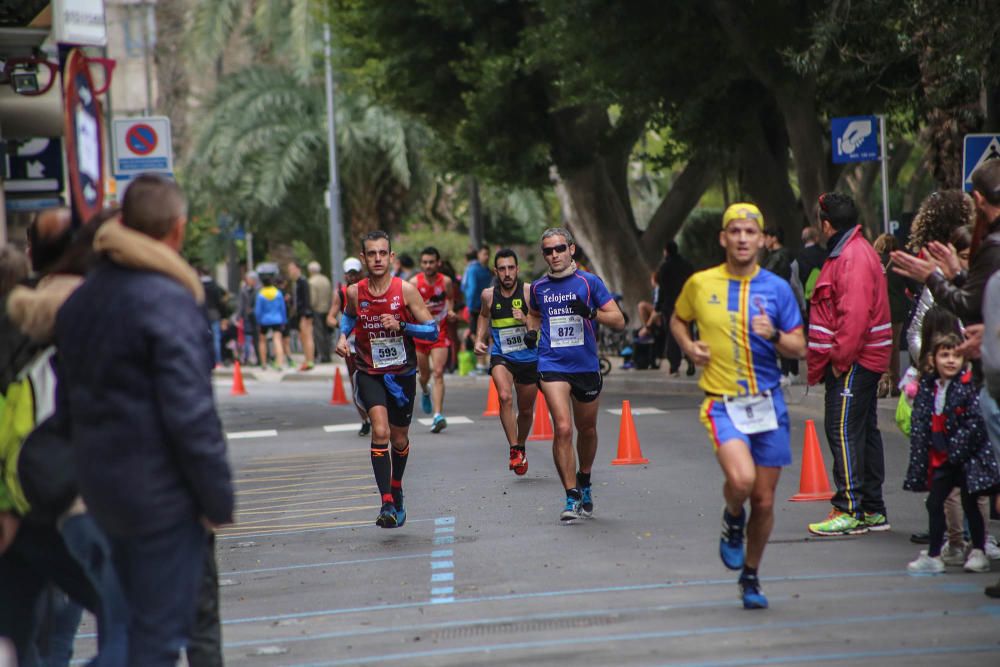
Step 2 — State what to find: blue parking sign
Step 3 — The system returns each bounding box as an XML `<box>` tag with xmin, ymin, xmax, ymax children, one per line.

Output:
<box><xmin>831</xmin><ymin>115</ymin><xmax>881</xmax><ymax>163</ymax></box>
<box><xmin>963</xmin><ymin>134</ymin><xmax>1000</xmax><ymax>192</ymax></box>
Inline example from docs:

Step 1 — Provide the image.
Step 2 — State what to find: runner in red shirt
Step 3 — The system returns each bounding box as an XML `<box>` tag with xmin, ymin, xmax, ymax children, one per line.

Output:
<box><xmin>410</xmin><ymin>247</ymin><xmax>454</xmax><ymax>433</ymax></box>
<box><xmin>336</xmin><ymin>231</ymin><xmax>437</xmax><ymax>528</ymax></box>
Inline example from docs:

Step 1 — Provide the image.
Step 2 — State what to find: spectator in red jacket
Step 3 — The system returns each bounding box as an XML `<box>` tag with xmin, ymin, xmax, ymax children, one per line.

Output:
<box><xmin>806</xmin><ymin>192</ymin><xmax>893</xmax><ymax>537</ymax></box>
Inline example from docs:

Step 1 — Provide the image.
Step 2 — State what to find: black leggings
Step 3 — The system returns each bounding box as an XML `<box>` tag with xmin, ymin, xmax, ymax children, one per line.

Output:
<box><xmin>926</xmin><ymin>463</ymin><xmax>985</xmax><ymax>557</ymax></box>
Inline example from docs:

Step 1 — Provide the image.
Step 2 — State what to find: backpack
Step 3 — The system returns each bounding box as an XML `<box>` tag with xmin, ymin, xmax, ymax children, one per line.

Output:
<box><xmin>0</xmin><ymin>348</ymin><xmax>56</xmax><ymax>517</ymax></box>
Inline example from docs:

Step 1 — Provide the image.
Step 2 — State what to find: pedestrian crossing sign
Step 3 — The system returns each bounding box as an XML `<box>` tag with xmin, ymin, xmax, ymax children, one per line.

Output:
<box><xmin>963</xmin><ymin>134</ymin><xmax>1000</xmax><ymax>192</ymax></box>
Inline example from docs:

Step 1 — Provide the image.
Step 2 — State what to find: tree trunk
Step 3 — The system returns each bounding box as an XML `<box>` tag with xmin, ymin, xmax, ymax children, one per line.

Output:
<box><xmin>774</xmin><ymin>84</ymin><xmax>830</xmax><ymax>222</ymax></box>
<box><xmin>738</xmin><ymin>116</ymin><xmax>801</xmax><ymax>251</ymax></box>
<box><xmin>552</xmin><ymin>161</ymin><xmax>651</xmax><ymax>323</ymax></box>
<box><xmin>468</xmin><ymin>176</ymin><xmax>484</xmax><ymax>249</ymax></box>
<box><xmin>640</xmin><ymin>152</ymin><xmax>716</xmax><ymax>266</ymax></box>
<box><xmin>154</xmin><ymin>0</ymin><xmax>190</xmax><ymax>160</ymax></box>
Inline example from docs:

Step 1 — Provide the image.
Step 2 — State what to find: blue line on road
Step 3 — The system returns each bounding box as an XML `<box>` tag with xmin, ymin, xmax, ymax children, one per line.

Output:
<box><xmin>652</xmin><ymin>644</ymin><xmax>1000</xmax><ymax>667</ymax></box>
<box><xmin>222</xmin><ymin>568</ymin><xmax>906</xmax><ymax>625</ymax></box>
<box><xmin>279</xmin><ymin>609</ymin><xmax>995</xmax><ymax>667</ymax></box>
<box><xmin>221</xmin><ymin>552</ymin><xmax>433</xmax><ymax>576</ymax></box>
<box><xmin>223</xmin><ymin>583</ymin><xmax>951</xmax><ymax>650</ymax></box>
<box><xmin>429</xmin><ymin>517</ymin><xmax>457</xmax><ymax>604</ymax></box>
<box><xmin>217</xmin><ymin>518</ymin><xmax>435</xmax><ymax>541</ymax></box>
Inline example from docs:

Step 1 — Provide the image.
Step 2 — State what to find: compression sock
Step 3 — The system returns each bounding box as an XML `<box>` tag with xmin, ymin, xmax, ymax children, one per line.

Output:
<box><xmin>391</xmin><ymin>442</ymin><xmax>410</xmax><ymax>485</ymax></box>
<box><xmin>370</xmin><ymin>442</ymin><xmax>392</xmax><ymax>503</ymax></box>
<box><xmin>576</xmin><ymin>471</ymin><xmax>591</xmax><ymax>488</ymax></box>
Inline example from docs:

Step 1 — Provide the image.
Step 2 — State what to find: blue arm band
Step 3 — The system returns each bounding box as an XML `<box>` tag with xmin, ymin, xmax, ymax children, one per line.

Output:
<box><xmin>404</xmin><ymin>320</ymin><xmax>438</xmax><ymax>341</ymax></box>
<box><xmin>340</xmin><ymin>312</ymin><xmax>356</xmax><ymax>337</ymax></box>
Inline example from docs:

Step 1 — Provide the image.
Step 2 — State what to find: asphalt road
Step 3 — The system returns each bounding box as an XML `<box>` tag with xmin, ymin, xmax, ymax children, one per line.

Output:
<box><xmin>77</xmin><ymin>366</ymin><xmax>1000</xmax><ymax>665</ymax></box>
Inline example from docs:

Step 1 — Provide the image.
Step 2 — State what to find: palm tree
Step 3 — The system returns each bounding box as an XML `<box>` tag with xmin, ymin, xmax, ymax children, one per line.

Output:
<box><xmin>184</xmin><ymin>0</ymin><xmax>428</xmax><ymax>256</ymax></box>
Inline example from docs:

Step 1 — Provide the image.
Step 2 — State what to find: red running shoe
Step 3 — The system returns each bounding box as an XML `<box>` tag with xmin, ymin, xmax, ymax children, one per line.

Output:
<box><xmin>509</xmin><ymin>448</ymin><xmax>528</xmax><ymax>476</ymax></box>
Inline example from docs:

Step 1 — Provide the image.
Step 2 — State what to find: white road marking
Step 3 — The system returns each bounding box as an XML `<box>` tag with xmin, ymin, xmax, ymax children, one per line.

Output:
<box><xmin>227</xmin><ymin>429</ymin><xmax>279</xmax><ymax>440</ymax></box>
<box><xmin>323</xmin><ymin>423</ymin><xmax>363</xmax><ymax>433</ymax></box>
<box><xmin>606</xmin><ymin>407</ymin><xmax>666</xmax><ymax>416</ymax></box>
<box><xmin>417</xmin><ymin>416</ymin><xmax>474</xmax><ymax>426</ymax></box>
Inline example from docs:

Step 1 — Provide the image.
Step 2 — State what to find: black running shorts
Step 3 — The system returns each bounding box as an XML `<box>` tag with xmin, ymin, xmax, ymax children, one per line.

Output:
<box><xmin>490</xmin><ymin>356</ymin><xmax>539</xmax><ymax>386</ymax></box>
<box><xmin>354</xmin><ymin>371</ymin><xmax>416</xmax><ymax>427</ymax></box>
<box><xmin>538</xmin><ymin>371</ymin><xmax>603</xmax><ymax>403</ymax></box>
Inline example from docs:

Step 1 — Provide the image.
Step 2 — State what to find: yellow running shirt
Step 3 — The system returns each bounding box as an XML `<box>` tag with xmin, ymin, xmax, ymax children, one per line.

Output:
<box><xmin>674</xmin><ymin>265</ymin><xmax>802</xmax><ymax>397</ymax></box>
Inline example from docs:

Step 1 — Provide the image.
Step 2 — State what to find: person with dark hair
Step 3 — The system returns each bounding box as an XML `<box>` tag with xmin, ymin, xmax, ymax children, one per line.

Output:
<box><xmin>807</xmin><ymin>192</ymin><xmax>893</xmax><ymax>537</ymax></box>
<box><xmin>762</xmin><ymin>227</ymin><xmax>793</xmax><ymax>281</ymax></box>
<box><xmin>1</xmin><ymin>208</ymin><xmax>129</xmax><ymax>666</ymax></box>
<box><xmin>198</xmin><ymin>266</ymin><xmax>227</xmax><ymax>368</ymax></box>
<box><xmin>475</xmin><ymin>248</ymin><xmax>539</xmax><ymax>475</ymax></box>
<box><xmin>336</xmin><ymin>231</ymin><xmax>437</xmax><ymax>529</ymax></box>
<box><xmin>763</xmin><ymin>226</ymin><xmax>798</xmax><ymax>382</ymax></box>
<box><xmin>255</xmin><ymin>273</ymin><xmax>288</xmax><ymax>369</ymax></box>
<box><xmin>287</xmin><ymin>261</ymin><xmax>315</xmax><ymax>371</ymax></box>
<box><xmin>55</xmin><ymin>174</ymin><xmax>234</xmax><ymax>666</ymax></box>
<box><xmin>0</xmin><ymin>245</ymin><xmax>32</xmax><ymax>394</ymax></box>
<box><xmin>893</xmin><ymin>161</ymin><xmax>1000</xmax><ymax>596</ymax></box>
<box><xmin>328</xmin><ymin>257</ymin><xmax>372</xmax><ymax>436</ymax></box>
<box><xmin>462</xmin><ymin>245</ymin><xmax>494</xmax><ymax>373</ymax></box>
<box><xmin>654</xmin><ymin>239</ymin><xmax>694</xmax><ymax>376</ymax></box>
<box><xmin>904</xmin><ymin>331</ymin><xmax>1000</xmax><ymax>574</ymax></box>
<box><xmin>393</xmin><ymin>253</ymin><xmax>416</xmax><ymax>281</ymax></box>
<box><xmin>793</xmin><ymin>226</ymin><xmax>828</xmax><ymax>309</ymax></box>
<box><xmin>410</xmin><ymin>246</ymin><xmax>455</xmax><ymax>433</ymax></box>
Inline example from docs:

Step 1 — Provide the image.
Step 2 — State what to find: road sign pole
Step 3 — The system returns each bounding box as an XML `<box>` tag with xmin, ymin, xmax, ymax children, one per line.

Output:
<box><xmin>323</xmin><ymin>25</ymin><xmax>345</xmax><ymax>287</ymax></box>
<box><xmin>879</xmin><ymin>114</ymin><xmax>890</xmax><ymax>236</ymax></box>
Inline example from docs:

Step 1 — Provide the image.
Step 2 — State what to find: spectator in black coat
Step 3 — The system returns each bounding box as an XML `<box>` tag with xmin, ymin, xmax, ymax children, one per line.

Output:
<box><xmin>655</xmin><ymin>240</ymin><xmax>694</xmax><ymax>376</ymax></box>
<box><xmin>55</xmin><ymin>174</ymin><xmax>234</xmax><ymax>667</ymax></box>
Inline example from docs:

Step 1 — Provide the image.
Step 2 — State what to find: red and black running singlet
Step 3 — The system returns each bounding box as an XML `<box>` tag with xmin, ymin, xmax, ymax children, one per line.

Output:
<box><xmin>352</xmin><ymin>277</ymin><xmax>417</xmax><ymax>375</ymax></box>
<box><xmin>414</xmin><ymin>272</ymin><xmax>449</xmax><ymax>322</ymax></box>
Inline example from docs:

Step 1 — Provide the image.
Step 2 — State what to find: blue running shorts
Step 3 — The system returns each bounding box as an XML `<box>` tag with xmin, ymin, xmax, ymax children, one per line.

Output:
<box><xmin>699</xmin><ymin>388</ymin><xmax>792</xmax><ymax>467</ymax></box>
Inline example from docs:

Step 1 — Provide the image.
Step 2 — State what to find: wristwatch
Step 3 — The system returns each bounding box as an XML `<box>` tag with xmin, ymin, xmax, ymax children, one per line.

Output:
<box><xmin>768</xmin><ymin>328</ymin><xmax>781</xmax><ymax>343</ymax></box>
<box><xmin>398</xmin><ymin>320</ymin><xmax>407</xmax><ymax>332</ymax></box>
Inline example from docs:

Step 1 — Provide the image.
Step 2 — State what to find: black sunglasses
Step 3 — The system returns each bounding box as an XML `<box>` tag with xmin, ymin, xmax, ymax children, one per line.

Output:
<box><xmin>542</xmin><ymin>243</ymin><xmax>568</xmax><ymax>256</ymax></box>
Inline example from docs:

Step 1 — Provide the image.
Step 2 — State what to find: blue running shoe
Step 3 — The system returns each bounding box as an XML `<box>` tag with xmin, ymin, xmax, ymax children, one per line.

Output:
<box><xmin>560</xmin><ymin>494</ymin><xmax>581</xmax><ymax>522</ymax></box>
<box><xmin>393</xmin><ymin>489</ymin><xmax>406</xmax><ymax>528</ymax></box>
<box><xmin>720</xmin><ymin>507</ymin><xmax>745</xmax><ymax>570</ymax></box>
<box><xmin>579</xmin><ymin>485</ymin><xmax>594</xmax><ymax>518</ymax></box>
<box><xmin>739</xmin><ymin>574</ymin><xmax>768</xmax><ymax>609</ymax></box>
<box><xmin>421</xmin><ymin>389</ymin><xmax>432</xmax><ymax>415</ymax></box>
<box><xmin>375</xmin><ymin>502</ymin><xmax>397</xmax><ymax>528</ymax></box>
<box><xmin>431</xmin><ymin>414</ymin><xmax>447</xmax><ymax>433</ymax></box>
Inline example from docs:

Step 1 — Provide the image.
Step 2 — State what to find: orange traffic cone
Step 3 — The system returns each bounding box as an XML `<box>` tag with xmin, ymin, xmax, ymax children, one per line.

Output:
<box><xmin>330</xmin><ymin>367</ymin><xmax>349</xmax><ymax>405</ymax></box>
<box><xmin>611</xmin><ymin>400</ymin><xmax>648</xmax><ymax>465</ymax></box>
<box><xmin>231</xmin><ymin>361</ymin><xmax>248</xmax><ymax>396</ymax></box>
<box><xmin>789</xmin><ymin>419</ymin><xmax>834</xmax><ymax>502</ymax></box>
<box><xmin>483</xmin><ymin>378</ymin><xmax>500</xmax><ymax>416</ymax></box>
<box><xmin>527</xmin><ymin>392</ymin><xmax>554</xmax><ymax>441</ymax></box>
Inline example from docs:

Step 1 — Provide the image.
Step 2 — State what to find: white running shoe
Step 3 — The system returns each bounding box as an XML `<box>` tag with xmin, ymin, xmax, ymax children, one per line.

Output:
<box><xmin>907</xmin><ymin>551</ymin><xmax>945</xmax><ymax>574</ymax></box>
<box><xmin>986</xmin><ymin>535</ymin><xmax>1000</xmax><ymax>561</ymax></box>
<box><xmin>963</xmin><ymin>548</ymin><xmax>991</xmax><ymax>573</ymax></box>
<box><xmin>940</xmin><ymin>542</ymin><xmax>968</xmax><ymax>566</ymax></box>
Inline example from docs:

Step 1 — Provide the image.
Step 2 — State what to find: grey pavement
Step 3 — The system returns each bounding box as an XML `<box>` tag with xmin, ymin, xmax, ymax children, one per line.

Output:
<box><xmin>77</xmin><ymin>366</ymin><xmax>1000</xmax><ymax>665</ymax></box>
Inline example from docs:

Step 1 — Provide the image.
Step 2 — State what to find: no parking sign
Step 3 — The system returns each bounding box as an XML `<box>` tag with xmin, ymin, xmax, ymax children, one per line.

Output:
<box><xmin>112</xmin><ymin>116</ymin><xmax>173</xmax><ymax>178</ymax></box>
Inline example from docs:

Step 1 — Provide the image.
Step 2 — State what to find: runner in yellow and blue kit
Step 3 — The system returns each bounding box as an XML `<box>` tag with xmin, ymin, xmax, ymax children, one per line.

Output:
<box><xmin>670</xmin><ymin>203</ymin><xmax>805</xmax><ymax>610</ymax></box>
